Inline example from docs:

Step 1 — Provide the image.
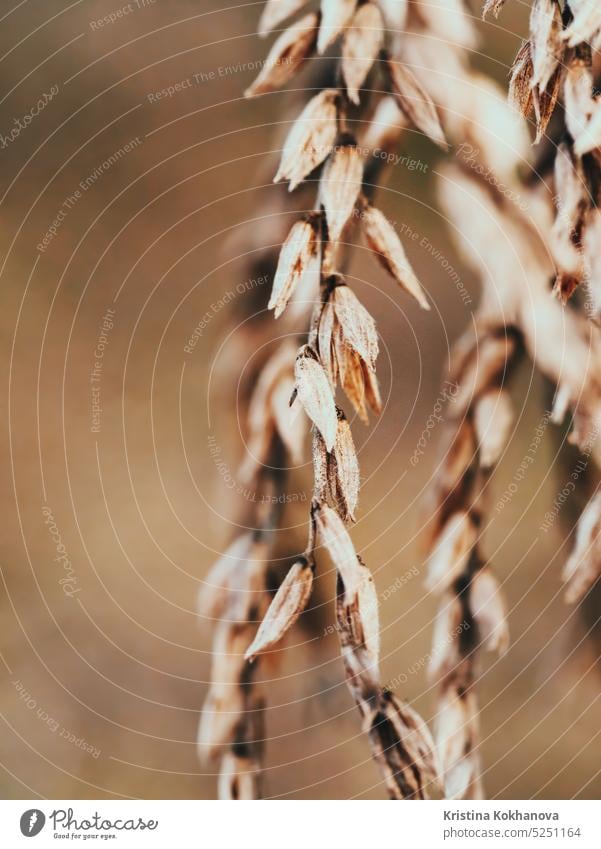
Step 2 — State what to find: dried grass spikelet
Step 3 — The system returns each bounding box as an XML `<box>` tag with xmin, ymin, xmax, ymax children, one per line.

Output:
<box><xmin>217</xmin><ymin>693</ymin><xmax>265</xmax><ymax>800</ymax></box>
<box><xmin>275</xmin><ymin>88</ymin><xmax>339</xmax><ymax>190</ymax></box>
<box><xmin>473</xmin><ymin>388</ymin><xmax>514</xmax><ymax>469</ymax></box>
<box><xmin>317</xmin><ymin>0</ymin><xmax>357</xmax><ymax>55</ymax></box>
<box><xmin>574</xmin><ymin>100</ymin><xmax>601</xmax><ymax>156</ymax></box>
<box><xmin>238</xmin><ymin>343</ymin><xmax>306</xmax><ymax>484</ymax></box>
<box><xmin>562</xmin><ymin>493</ymin><xmax>601</xmax><ymax>603</ymax></box>
<box><xmin>361</xmin><ymin>203</ymin><xmax>430</xmax><ymax>309</ymax></box>
<box><xmin>563</xmin><ymin>0</ymin><xmax>601</xmax><ymax>49</ymax></box>
<box><xmin>316</xmin><ymin>504</ymin><xmax>442</xmax><ymax>799</ymax></box>
<box><xmin>341</xmin><ymin>2</ymin><xmax>384</xmax><ymax>105</ymax></box>
<box><xmin>384</xmin><ymin>53</ymin><xmax>448</xmax><ymax>150</ymax></box>
<box><xmin>294</xmin><ymin>344</ymin><xmax>338</xmax><ymax>451</ymax></box>
<box><xmin>482</xmin><ymin>0</ymin><xmax>506</xmax><ymax>19</ymax></box>
<box><xmin>269</xmin><ymin>214</ymin><xmax>322</xmax><ymax>318</ymax></box>
<box><xmin>313</xmin><ymin>410</ymin><xmax>360</xmax><ymax>521</ymax></box>
<box><xmin>508</xmin><ymin>41</ymin><xmax>535</xmax><ymax>118</ymax></box>
<box><xmin>435</xmin><ymin>687</ymin><xmax>483</xmax><ymax>800</ymax></box>
<box><xmin>258</xmin><ymin>0</ymin><xmax>309</xmax><ymax>37</ymax></box>
<box><xmin>319</xmin><ymin>138</ymin><xmax>364</xmax><ymax>242</ymax></box>
<box><xmin>426</xmin><ymin>511</ymin><xmax>478</xmax><ymax>593</ymax></box>
<box><xmin>199</xmin><ymin>532</ymin><xmax>255</xmax><ymax>621</ymax></box>
<box><xmin>530</xmin><ymin>0</ymin><xmax>564</xmax><ymax>93</ymax></box>
<box><xmin>245</xmin><ymin>12</ymin><xmax>319</xmax><ymax>97</ymax></box>
<box><xmin>245</xmin><ymin>556</ymin><xmax>314</xmax><ymax>661</ymax></box>
<box><xmin>563</xmin><ymin>58</ymin><xmax>596</xmax><ymax>145</ymax></box>
<box><xmin>376</xmin><ymin>0</ymin><xmax>408</xmax><ymax>31</ymax></box>
<box><xmin>470</xmin><ymin>568</ymin><xmax>509</xmax><ymax>655</ymax></box>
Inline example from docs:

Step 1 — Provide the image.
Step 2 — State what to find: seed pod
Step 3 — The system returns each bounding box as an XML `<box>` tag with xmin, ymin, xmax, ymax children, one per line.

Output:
<box><xmin>530</xmin><ymin>0</ymin><xmax>563</xmax><ymax>93</ymax></box>
<box><xmin>385</xmin><ymin>56</ymin><xmax>448</xmax><ymax>150</ymax></box>
<box><xmin>329</xmin><ymin>410</ymin><xmax>360</xmax><ymax>522</ymax></box>
<box><xmin>245</xmin><ymin>13</ymin><xmax>319</xmax><ymax>97</ymax></box>
<box><xmin>199</xmin><ymin>534</ymin><xmax>254</xmax><ymax>620</ymax></box>
<box><xmin>320</xmin><ymin>141</ymin><xmax>364</xmax><ymax>242</ymax></box>
<box><xmin>318</xmin><ymin>0</ymin><xmax>357</xmax><ymax>55</ymax></box>
<box><xmin>470</xmin><ymin>568</ymin><xmax>509</xmax><ymax>654</ymax></box>
<box><xmin>269</xmin><ymin>217</ymin><xmax>321</xmax><ymax>318</ymax></box>
<box><xmin>574</xmin><ymin>102</ymin><xmax>601</xmax><ymax>156</ymax></box>
<box><xmin>368</xmin><ymin>690</ymin><xmax>442</xmax><ymax>799</ymax></box>
<box><xmin>316</xmin><ymin>504</ymin><xmax>363</xmax><ymax>597</ymax></box>
<box><xmin>377</xmin><ymin>0</ymin><xmax>408</xmax><ymax>30</ymax></box>
<box><xmin>294</xmin><ymin>345</ymin><xmax>338</xmax><ymax>451</ymax></box>
<box><xmin>564</xmin><ymin>60</ymin><xmax>596</xmax><ymax>142</ymax></box>
<box><xmin>563</xmin><ymin>493</ymin><xmax>601</xmax><ymax>603</ymax></box>
<box><xmin>562</xmin><ymin>0</ymin><xmax>601</xmax><ymax>48</ymax></box>
<box><xmin>336</xmin><ymin>559</ymin><xmax>380</xmax><ymax>672</ymax></box>
<box><xmin>427</xmin><ymin>511</ymin><xmax>477</xmax><ymax>593</ymax></box>
<box><xmin>275</xmin><ymin>88</ymin><xmax>339</xmax><ymax>190</ymax></box>
<box><xmin>271</xmin><ymin>375</ymin><xmax>307</xmax><ymax>464</ymax></box>
<box><xmin>361</xmin><ymin>95</ymin><xmax>406</xmax><ymax>153</ymax></box>
<box><xmin>342</xmin><ymin>3</ymin><xmax>384</xmax><ymax>105</ymax></box>
<box><xmin>332</xmin><ymin>283</ymin><xmax>379</xmax><ymax>368</ymax></box>
<box><xmin>258</xmin><ymin>0</ymin><xmax>309</xmax><ymax>37</ymax></box>
<box><xmin>482</xmin><ymin>0</ymin><xmax>506</xmax><ymax>18</ymax></box>
<box><xmin>337</xmin><ymin>342</ymin><xmax>368</xmax><ymax>421</ymax></box>
<box><xmin>473</xmin><ymin>388</ymin><xmax>514</xmax><ymax>469</ymax></box>
<box><xmin>362</xmin><ymin>205</ymin><xmax>430</xmax><ymax>309</ymax></box>
<box><xmin>508</xmin><ymin>41</ymin><xmax>535</xmax><ymax>117</ymax></box>
<box><xmin>428</xmin><ymin>593</ymin><xmax>464</xmax><ymax>681</ymax></box>
<box><xmin>245</xmin><ymin>558</ymin><xmax>314</xmax><ymax>661</ymax></box>
<box><xmin>435</xmin><ymin>687</ymin><xmax>483</xmax><ymax>800</ymax></box>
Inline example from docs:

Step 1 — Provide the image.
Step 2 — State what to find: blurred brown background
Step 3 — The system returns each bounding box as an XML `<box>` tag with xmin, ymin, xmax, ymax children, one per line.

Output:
<box><xmin>1</xmin><ymin>0</ymin><xmax>599</xmax><ymax>800</ymax></box>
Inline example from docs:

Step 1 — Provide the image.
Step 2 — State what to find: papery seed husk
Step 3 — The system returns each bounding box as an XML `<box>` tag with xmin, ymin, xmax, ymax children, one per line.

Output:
<box><xmin>332</xmin><ymin>284</ymin><xmax>379</xmax><ymax>368</ymax></box>
<box><xmin>317</xmin><ymin>298</ymin><xmax>337</xmax><ymax>387</ymax></box>
<box><xmin>330</xmin><ymin>411</ymin><xmax>360</xmax><ymax>521</ymax></box>
<box><xmin>530</xmin><ymin>0</ymin><xmax>564</xmax><ymax>93</ymax></box>
<box><xmin>318</xmin><ymin>0</ymin><xmax>357</xmax><ymax>54</ymax></box>
<box><xmin>342</xmin><ymin>2</ymin><xmax>384</xmax><ymax>105</ymax></box>
<box><xmin>415</xmin><ymin>0</ymin><xmax>477</xmax><ymax>50</ymax></box>
<box><xmin>562</xmin><ymin>493</ymin><xmax>601</xmax><ymax>603</ymax></box>
<box><xmin>270</xmin><ymin>218</ymin><xmax>320</xmax><ymax>318</ymax></box>
<box><xmin>245</xmin><ymin>12</ymin><xmax>318</xmax><ymax>97</ymax></box>
<box><xmin>508</xmin><ymin>41</ymin><xmax>534</xmax><ymax>117</ymax></box>
<box><xmin>340</xmin><ymin>344</ymin><xmax>369</xmax><ymax>422</ymax></box>
<box><xmin>198</xmin><ymin>685</ymin><xmax>245</xmax><ymax>761</ymax></box>
<box><xmin>473</xmin><ymin>388</ymin><xmax>514</xmax><ymax>469</ymax></box>
<box><xmin>427</xmin><ymin>511</ymin><xmax>477</xmax><ymax>593</ymax></box>
<box><xmin>362</xmin><ymin>360</ymin><xmax>383</xmax><ymax>416</ymax></box>
<box><xmin>362</xmin><ymin>205</ymin><xmax>430</xmax><ymax>309</ymax></box>
<box><xmin>482</xmin><ymin>0</ymin><xmax>506</xmax><ymax>18</ymax></box>
<box><xmin>376</xmin><ymin>0</ymin><xmax>408</xmax><ymax>30</ymax></box>
<box><xmin>368</xmin><ymin>690</ymin><xmax>442</xmax><ymax>799</ymax></box>
<box><xmin>199</xmin><ymin>533</ymin><xmax>254</xmax><ymax>619</ymax></box>
<box><xmin>563</xmin><ymin>0</ymin><xmax>601</xmax><ymax>48</ymax></box>
<box><xmin>386</xmin><ymin>57</ymin><xmax>448</xmax><ymax>150</ymax></box>
<box><xmin>533</xmin><ymin>63</ymin><xmax>563</xmax><ymax>143</ymax></box>
<box><xmin>564</xmin><ymin>60</ymin><xmax>596</xmax><ymax>145</ymax></box>
<box><xmin>271</xmin><ymin>375</ymin><xmax>307</xmax><ymax>463</ymax></box>
<box><xmin>574</xmin><ymin>101</ymin><xmax>601</xmax><ymax>156</ymax></box>
<box><xmin>294</xmin><ymin>345</ymin><xmax>338</xmax><ymax>451</ymax></box>
<box><xmin>258</xmin><ymin>0</ymin><xmax>309</xmax><ymax>37</ymax></box>
<box><xmin>428</xmin><ymin>593</ymin><xmax>465</xmax><ymax>681</ymax></box>
<box><xmin>336</xmin><ymin>559</ymin><xmax>380</xmax><ymax>671</ymax></box>
<box><xmin>320</xmin><ymin>143</ymin><xmax>364</xmax><ymax>242</ymax></box>
<box><xmin>312</xmin><ymin>427</ymin><xmax>329</xmax><ymax>503</ymax></box>
<box><xmin>218</xmin><ymin>752</ymin><xmax>261</xmax><ymax>800</ymax></box>
<box><xmin>316</xmin><ymin>504</ymin><xmax>363</xmax><ymax>597</ymax></box>
<box><xmin>470</xmin><ymin>568</ymin><xmax>509</xmax><ymax>654</ymax></box>
<box><xmin>450</xmin><ymin>333</ymin><xmax>516</xmax><ymax>414</ymax></box>
<box><xmin>275</xmin><ymin>88</ymin><xmax>339</xmax><ymax>190</ymax></box>
<box><xmin>582</xmin><ymin>210</ymin><xmax>601</xmax><ymax>317</ymax></box>
<box><xmin>245</xmin><ymin>558</ymin><xmax>314</xmax><ymax>660</ymax></box>
<box><xmin>361</xmin><ymin>95</ymin><xmax>406</xmax><ymax>153</ymax></box>
<box><xmin>435</xmin><ymin>687</ymin><xmax>483</xmax><ymax>800</ymax></box>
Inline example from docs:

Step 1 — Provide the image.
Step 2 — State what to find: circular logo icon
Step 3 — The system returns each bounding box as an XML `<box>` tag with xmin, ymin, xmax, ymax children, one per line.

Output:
<box><xmin>20</xmin><ymin>810</ymin><xmax>45</xmax><ymax>837</ymax></box>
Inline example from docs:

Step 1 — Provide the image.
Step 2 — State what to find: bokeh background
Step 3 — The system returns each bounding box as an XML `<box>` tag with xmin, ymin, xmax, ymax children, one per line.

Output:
<box><xmin>1</xmin><ymin>0</ymin><xmax>599</xmax><ymax>800</ymax></box>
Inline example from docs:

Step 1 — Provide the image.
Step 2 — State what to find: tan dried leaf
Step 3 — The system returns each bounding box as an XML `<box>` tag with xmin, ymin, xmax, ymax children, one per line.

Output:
<box><xmin>318</xmin><ymin>0</ymin><xmax>357</xmax><ymax>55</ymax></box>
<box><xmin>342</xmin><ymin>2</ymin><xmax>384</xmax><ymax>105</ymax></box>
<box><xmin>473</xmin><ymin>388</ymin><xmax>514</xmax><ymax>469</ymax></box>
<box><xmin>362</xmin><ymin>205</ymin><xmax>430</xmax><ymax>309</ymax></box>
<box><xmin>269</xmin><ymin>217</ymin><xmax>321</xmax><ymax>318</ymax></box>
<box><xmin>530</xmin><ymin>0</ymin><xmax>564</xmax><ymax>93</ymax></box>
<box><xmin>258</xmin><ymin>0</ymin><xmax>309</xmax><ymax>37</ymax></box>
<box><xmin>294</xmin><ymin>345</ymin><xmax>338</xmax><ymax>451</ymax></box>
<box><xmin>245</xmin><ymin>558</ymin><xmax>314</xmax><ymax>661</ymax></box>
<box><xmin>471</xmin><ymin>568</ymin><xmax>509</xmax><ymax>654</ymax></box>
<box><xmin>275</xmin><ymin>88</ymin><xmax>339</xmax><ymax>190</ymax></box>
<box><xmin>320</xmin><ymin>142</ymin><xmax>364</xmax><ymax>242</ymax></box>
<box><xmin>427</xmin><ymin>511</ymin><xmax>477</xmax><ymax>593</ymax></box>
<box><xmin>245</xmin><ymin>12</ymin><xmax>318</xmax><ymax>97</ymax></box>
<box><xmin>386</xmin><ymin>56</ymin><xmax>448</xmax><ymax>150</ymax></box>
